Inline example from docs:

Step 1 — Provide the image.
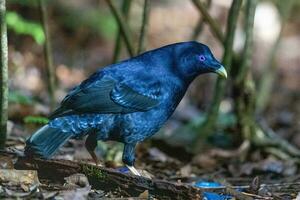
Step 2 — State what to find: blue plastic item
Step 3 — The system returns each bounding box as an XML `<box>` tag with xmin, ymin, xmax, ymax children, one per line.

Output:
<box><xmin>194</xmin><ymin>181</ymin><xmax>223</xmax><ymax>188</ymax></box>
<box><xmin>194</xmin><ymin>181</ymin><xmax>233</xmax><ymax>200</ymax></box>
<box><xmin>116</xmin><ymin>166</ymin><xmax>130</xmax><ymax>173</ymax></box>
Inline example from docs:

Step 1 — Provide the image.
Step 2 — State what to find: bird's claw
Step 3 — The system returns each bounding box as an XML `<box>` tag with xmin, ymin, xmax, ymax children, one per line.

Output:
<box><xmin>87</xmin><ymin>150</ymin><xmax>102</xmax><ymax>166</ymax></box>
<box><xmin>126</xmin><ymin>165</ymin><xmax>141</xmax><ymax>176</ymax></box>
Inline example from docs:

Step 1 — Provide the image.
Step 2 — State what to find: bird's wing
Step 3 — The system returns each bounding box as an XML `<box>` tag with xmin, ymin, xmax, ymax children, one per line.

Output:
<box><xmin>49</xmin><ymin>73</ymin><xmax>160</xmax><ymax>119</ymax></box>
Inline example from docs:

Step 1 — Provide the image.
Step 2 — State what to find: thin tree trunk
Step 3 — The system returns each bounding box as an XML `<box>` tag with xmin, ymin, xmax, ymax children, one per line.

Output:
<box><xmin>235</xmin><ymin>0</ymin><xmax>256</xmax><ymax>85</ymax></box>
<box><xmin>194</xmin><ymin>0</ymin><xmax>243</xmax><ymax>149</ymax></box>
<box><xmin>112</xmin><ymin>0</ymin><xmax>132</xmax><ymax>63</ymax></box>
<box><xmin>137</xmin><ymin>0</ymin><xmax>150</xmax><ymax>54</ymax></box>
<box><xmin>105</xmin><ymin>0</ymin><xmax>135</xmax><ymax>57</ymax></box>
<box><xmin>39</xmin><ymin>0</ymin><xmax>56</xmax><ymax>110</ymax></box>
<box><xmin>0</xmin><ymin>0</ymin><xmax>8</xmax><ymax>149</ymax></box>
<box><xmin>191</xmin><ymin>0</ymin><xmax>224</xmax><ymax>43</ymax></box>
<box><xmin>233</xmin><ymin>0</ymin><xmax>257</xmax><ymax>157</ymax></box>
<box><xmin>191</xmin><ymin>0</ymin><xmax>212</xmax><ymax>40</ymax></box>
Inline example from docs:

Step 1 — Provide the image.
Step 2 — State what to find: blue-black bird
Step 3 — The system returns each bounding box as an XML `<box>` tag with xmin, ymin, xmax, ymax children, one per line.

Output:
<box><xmin>25</xmin><ymin>41</ymin><xmax>227</xmax><ymax>176</ymax></box>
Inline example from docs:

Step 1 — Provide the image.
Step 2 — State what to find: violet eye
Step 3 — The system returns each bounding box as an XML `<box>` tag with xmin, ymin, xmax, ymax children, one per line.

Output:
<box><xmin>199</xmin><ymin>55</ymin><xmax>206</xmax><ymax>62</ymax></box>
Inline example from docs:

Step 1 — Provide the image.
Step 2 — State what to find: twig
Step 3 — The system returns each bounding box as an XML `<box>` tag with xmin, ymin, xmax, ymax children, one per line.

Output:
<box><xmin>137</xmin><ymin>0</ymin><xmax>150</xmax><ymax>54</ymax></box>
<box><xmin>191</xmin><ymin>0</ymin><xmax>224</xmax><ymax>43</ymax></box>
<box><xmin>0</xmin><ymin>0</ymin><xmax>8</xmax><ymax>149</ymax></box>
<box><xmin>105</xmin><ymin>0</ymin><xmax>135</xmax><ymax>57</ymax></box>
<box><xmin>39</xmin><ymin>0</ymin><xmax>56</xmax><ymax>110</ymax></box>
<box><xmin>112</xmin><ymin>0</ymin><xmax>132</xmax><ymax>63</ymax></box>
<box><xmin>191</xmin><ymin>0</ymin><xmax>212</xmax><ymax>40</ymax></box>
<box><xmin>215</xmin><ymin>179</ymin><xmax>254</xmax><ymax>200</ymax></box>
<box><xmin>257</xmin><ymin>119</ymin><xmax>300</xmax><ymax>157</ymax></box>
<box><xmin>241</xmin><ymin>192</ymin><xmax>272</xmax><ymax>200</ymax></box>
<box><xmin>209</xmin><ymin>140</ymin><xmax>250</xmax><ymax>158</ymax></box>
<box><xmin>225</xmin><ymin>187</ymin><xmax>253</xmax><ymax>200</ymax></box>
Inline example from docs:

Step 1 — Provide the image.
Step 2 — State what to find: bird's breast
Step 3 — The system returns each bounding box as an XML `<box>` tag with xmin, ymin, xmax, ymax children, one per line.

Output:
<box><xmin>117</xmin><ymin>86</ymin><xmax>186</xmax><ymax>143</ymax></box>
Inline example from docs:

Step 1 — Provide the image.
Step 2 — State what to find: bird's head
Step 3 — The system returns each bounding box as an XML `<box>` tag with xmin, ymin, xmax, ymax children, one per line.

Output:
<box><xmin>173</xmin><ymin>41</ymin><xmax>227</xmax><ymax>80</ymax></box>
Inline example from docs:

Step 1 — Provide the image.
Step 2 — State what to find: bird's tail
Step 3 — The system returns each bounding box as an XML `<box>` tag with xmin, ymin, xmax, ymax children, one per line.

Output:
<box><xmin>24</xmin><ymin>124</ymin><xmax>73</xmax><ymax>159</ymax></box>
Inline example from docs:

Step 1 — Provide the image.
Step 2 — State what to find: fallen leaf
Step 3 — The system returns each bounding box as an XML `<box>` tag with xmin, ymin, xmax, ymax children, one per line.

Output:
<box><xmin>57</xmin><ymin>186</ymin><xmax>91</xmax><ymax>200</ymax></box>
<box><xmin>139</xmin><ymin>190</ymin><xmax>149</xmax><ymax>199</ymax></box>
<box><xmin>192</xmin><ymin>154</ymin><xmax>217</xmax><ymax>169</ymax></box>
<box><xmin>148</xmin><ymin>147</ymin><xmax>169</xmax><ymax>162</ymax></box>
<box><xmin>0</xmin><ymin>156</ymin><xmax>14</xmax><ymax>169</ymax></box>
<box><xmin>0</xmin><ymin>169</ymin><xmax>39</xmax><ymax>187</ymax></box>
<box><xmin>180</xmin><ymin>164</ymin><xmax>192</xmax><ymax>177</ymax></box>
<box><xmin>64</xmin><ymin>173</ymin><xmax>89</xmax><ymax>189</ymax></box>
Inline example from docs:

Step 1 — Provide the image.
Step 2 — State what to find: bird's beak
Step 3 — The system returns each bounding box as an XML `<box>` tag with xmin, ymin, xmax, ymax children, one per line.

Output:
<box><xmin>214</xmin><ymin>65</ymin><xmax>227</xmax><ymax>79</ymax></box>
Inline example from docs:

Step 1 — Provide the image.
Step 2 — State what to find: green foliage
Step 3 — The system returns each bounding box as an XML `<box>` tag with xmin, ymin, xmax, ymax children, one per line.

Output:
<box><xmin>24</xmin><ymin>116</ymin><xmax>49</xmax><ymax>125</ymax></box>
<box><xmin>89</xmin><ymin>10</ymin><xmax>118</xmax><ymax>39</ymax></box>
<box><xmin>97</xmin><ymin>141</ymin><xmax>123</xmax><ymax>164</ymax></box>
<box><xmin>8</xmin><ymin>91</ymin><xmax>34</xmax><ymax>105</ymax></box>
<box><xmin>59</xmin><ymin>8</ymin><xmax>117</xmax><ymax>40</ymax></box>
<box><xmin>8</xmin><ymin>0</ymin><xmax>38</xmax><ymax>7</ymax></box>
<box><xmin>207</xmin><ymin>131</ymin><xmax>234</xmax><ymax>148</ymax></box>
<box><xmin>6</xmin><ymin>11</ymin><xmax>45</xmax><ymax>44</ymax></box>
<box><xmin>82</xmin><ymin>164</ymin><xmax>106</xmax><ymax>179</ymax></box>
<box><xmin>216</xmin><ymin>112</ymin><xmax>237</xmax><ymax>128</ymax></box>
<box><xmin>98</xmin><ymin>13</ymin><xmax>118</xmax><ymax>39</ymax></box>
<box><xmin>189</xmin><ymin>112</ymin><xmax>236</xmax><ymax>129</ymax></box>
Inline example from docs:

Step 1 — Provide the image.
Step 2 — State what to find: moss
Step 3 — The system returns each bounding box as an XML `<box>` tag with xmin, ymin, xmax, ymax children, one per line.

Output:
<box><xmin>81</xmin><ymin>164</ymin><xmax>106</xmax><ymax>180</ymax></box>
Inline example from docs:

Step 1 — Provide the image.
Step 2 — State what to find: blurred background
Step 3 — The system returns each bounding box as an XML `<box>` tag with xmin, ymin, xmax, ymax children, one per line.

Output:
<box><xmin>5</xmin><ymin>0</ymin><xmax>300</xmax><ymax>170</ymax></box>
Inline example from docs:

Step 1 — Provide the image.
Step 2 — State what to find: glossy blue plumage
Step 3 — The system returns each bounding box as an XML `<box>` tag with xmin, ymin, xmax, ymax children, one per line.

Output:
<box><xmin>25</xmin><ymin>41</ymin><xmax>224</xmax><ymax>166</ymax></box>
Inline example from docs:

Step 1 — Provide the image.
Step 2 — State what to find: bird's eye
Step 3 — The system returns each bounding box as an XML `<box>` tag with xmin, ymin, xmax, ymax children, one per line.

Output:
<box><xmin>199</xmin><ymin>55</ymin><xmax>206</xmax><ymax>62</ymax></box>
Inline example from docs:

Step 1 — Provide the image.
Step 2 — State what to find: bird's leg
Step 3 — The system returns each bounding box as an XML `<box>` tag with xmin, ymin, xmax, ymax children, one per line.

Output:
<box><xmin>85</xmin><ymin>132</ymin><xmax>100</xmax><ymax>166</ymax></box>
<box><xmin>123</xmin><ymin>143</ymin><xmax>141</xmax><ymax>176</ymax></box>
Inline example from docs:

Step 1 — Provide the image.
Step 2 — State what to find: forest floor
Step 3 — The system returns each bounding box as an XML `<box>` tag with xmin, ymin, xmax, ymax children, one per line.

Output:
<box><xmin>1</xmin><ymin>129</ymin><xmax>300</xmax><ymax>199</ymax></box>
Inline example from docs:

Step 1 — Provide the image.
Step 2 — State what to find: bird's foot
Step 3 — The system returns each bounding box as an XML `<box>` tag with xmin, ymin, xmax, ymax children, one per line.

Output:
<box><xmin>126</xmin><ymin>165</ymin><xmax>141</xmax><ymax>176</ymax></box>
<box><xmin>125</xmin><ymin>165</ymin><xmax>153</xmax><ymax>179</ymax></box>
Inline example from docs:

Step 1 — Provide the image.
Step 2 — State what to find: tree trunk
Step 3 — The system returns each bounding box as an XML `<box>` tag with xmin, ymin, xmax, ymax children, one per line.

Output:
<box><xmin>194</xmin><ymin>0</ymin><xmax>243</xmax><ymax>150</ymax></box>
<box><xmin>137</xmin><ymin>0</ymin><xmax>150</xmax><ymax>54</ymax></box>
<box><xmin>0</xmin><ymin>0</ymin><xmax>8</xmax><ymax>149</ymax></box>
<box><xmin>39</xmin><ymin>0</ymin><xmax>56</xmax><ymax>110</ymax></box>
<box><xmin>112</xmin><ymin>0</ymin><xmax>132</xmax><ymax>62</ymax></box>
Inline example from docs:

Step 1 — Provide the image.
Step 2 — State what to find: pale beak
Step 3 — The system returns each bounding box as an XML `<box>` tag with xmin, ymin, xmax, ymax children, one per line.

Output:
<box><xmin>215</xmin><ymin>65</ymin><xmax>227</xmax><ymax>79</ymax></box>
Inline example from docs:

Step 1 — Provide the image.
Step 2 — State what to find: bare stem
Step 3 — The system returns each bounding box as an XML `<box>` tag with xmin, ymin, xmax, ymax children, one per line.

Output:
<box><xmin>191</xmin><ymin>0</ymin><xmax>212</xmax><ymax>40</ymax></box>
<box><xmin>191</xmin><ymin>0</ymin><xmax>224</xmax><ymax>43</ymax></box>
<box><xmin>112</xmin><ymin>0</ymin><xmax>132</xmax><ymax>63</ymax></box>
<box><xmin>105</xmin><ymin>0</ymin><xmax>135</xmax><ymax>57</ymax></box>
<box><xmin>137</xmin><ymin>0</ymin><xmax>150</xmax><ymax>54</ymax></box>
<box><xmin>0</xmin><ymin>0</ymin><xmax>8</xmax><ymax>149</ymax></box>
<box><xmin>194</xmin><ymin>0</ymin><xmax>243</xmax><ymax>148</ymax></box>
<box><xmin>39</xmin><ymin>0</ymin><xmax>56</xmax><ymax>110</ymax></box>
<box><xmin>234</xmin><ymin>0</ymin><xmax>257</xmax><ymax>144</ymax></box>
<box><xmin>235</xmin><ymin>0</ymin><xmax>256</xmax><ymax>84</ymax></box>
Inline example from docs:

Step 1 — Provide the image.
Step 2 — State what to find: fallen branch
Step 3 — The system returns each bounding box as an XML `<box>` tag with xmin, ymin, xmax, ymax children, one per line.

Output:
<box><xmin>8</xmin><ymin>153</ymin><xmax>203</xmax><ymax>199</ymax></box>
<box><xmin>254</xmin><ymin>120</ymin><xmax>300</xmax><ymax>158</ymax></box>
